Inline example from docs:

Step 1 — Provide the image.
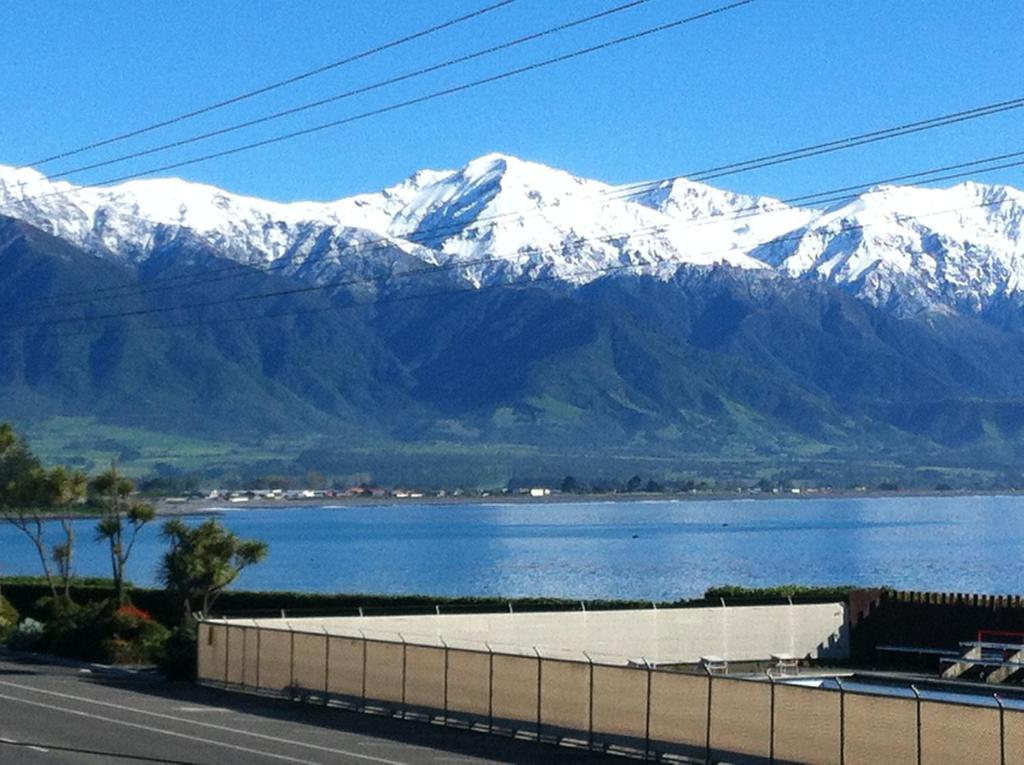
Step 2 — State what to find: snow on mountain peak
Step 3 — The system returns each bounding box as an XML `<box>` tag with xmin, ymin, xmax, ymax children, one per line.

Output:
<box><xmin>0</xmin><ymin>155</ymin><xmax>1022</xmax><ymax>313</ymax></box>
<box><xmin>751</xmin><ymin>180</ymin><xmax>1024</xmax><ymax>314</ymax></box>
<box><xmin>382</xmin><ymin>153</ymin><xmax>771</xmax><ymax>283</ymax></box>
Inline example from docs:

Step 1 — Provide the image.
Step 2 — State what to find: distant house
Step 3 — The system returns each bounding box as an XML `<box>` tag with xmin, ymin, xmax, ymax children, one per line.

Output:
<box><xmin>345</xmin><ymin>485</ymin><xmax>387</xmax><ymax>498</ymax></box>
<box><xmin>529</xmin><ymin>488</ymin><xmax>551</xmax><ymax>498</ymax></box>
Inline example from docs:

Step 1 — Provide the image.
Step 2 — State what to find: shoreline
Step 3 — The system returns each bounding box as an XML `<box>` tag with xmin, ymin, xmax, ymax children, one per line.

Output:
<box><xmin>29</xmin><ymin>487</ymin><xmax>1022</xmax><ymax>521</ymax></box>
<box><xmin>155</xmin><ymin>487</ymin><xmax>1024</xmax><ymax>516</ymax></box>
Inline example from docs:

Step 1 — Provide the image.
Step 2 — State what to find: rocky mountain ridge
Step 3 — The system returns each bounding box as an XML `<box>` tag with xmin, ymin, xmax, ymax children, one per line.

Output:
<box><xmin>3</xmin><ymin>154</ymin><xmax>1021</xmax><ymax>315</ymax></box>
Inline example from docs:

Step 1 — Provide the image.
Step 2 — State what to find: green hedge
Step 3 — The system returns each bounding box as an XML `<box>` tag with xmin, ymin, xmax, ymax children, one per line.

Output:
<box><xmin>0</xmin><ymin>579</ymin><xmax>655</xmax><ymax>626</ymax></box>
<box><xmin>1</xmin><ymin>577</ymin><xmax>859</xmax><ymax>631</ymax></box>
<box><xmin>703</xmin><ymin>584</ymin><xmax>858</xmax><ymax>601</ymax></box>
<box><xmin>0</xmin><ymin>576</ymin><xmax>115</xmax><ymax>587</ymax></box>
<box><xmin>0</xmin><ymin>595</ymin><xmax>18</xmax><ymax>642</ymax></box>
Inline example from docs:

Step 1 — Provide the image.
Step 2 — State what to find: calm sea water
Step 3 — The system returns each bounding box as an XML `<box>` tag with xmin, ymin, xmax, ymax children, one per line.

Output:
<box><xmin>1</xmin><ymin>496</ymin><xmax>1022</xmax><ymax>600</ymax></box>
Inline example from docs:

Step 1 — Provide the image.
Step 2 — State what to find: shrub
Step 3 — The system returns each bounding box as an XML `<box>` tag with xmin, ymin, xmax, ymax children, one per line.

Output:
<box><xmin>159</xmin><ymin>625</ymin><xmax>198</xmax><ymax>680</ymax></box>
<box><xmin>114</xmin><ymin>604</ymin><xmax>154</xmax><ymax>622</ymax></box>
<box><xmin>7</xmin><ymin>618</ymin><xmax>43</xmax><ymax>651</ymax></box>
<box><xmin>108</xmin><ymin>606</ymin><xmax>169</xmax><ymax>664</ymax></box>
<box><xmin>45</xmin><ymin>600</ymin><xmax>115</xmax><ymax>662</ymax></box>
<box><xmin>0</xmin><ymin>595</ymin><xmax>18</xmax><ymax>642</ymax></box>
<box><xmin>32</xmin><ymin>594</ymin><xmax>78</xmax><ymax>622</ymax></box>
<box><xmin>39</xmin><ymin>598</ymin><xmax>170</xmax><ymax>665</ymax></box>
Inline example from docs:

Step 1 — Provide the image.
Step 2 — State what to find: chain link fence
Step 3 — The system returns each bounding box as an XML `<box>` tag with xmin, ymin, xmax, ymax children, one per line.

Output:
<box><xmin>197</xmin><ymin>619</ymin><xmax>1022</xmax><ymax>764</ymax></box>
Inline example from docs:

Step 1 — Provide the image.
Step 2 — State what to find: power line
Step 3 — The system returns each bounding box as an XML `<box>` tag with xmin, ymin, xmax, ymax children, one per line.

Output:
<box><xmin>7</xmin><ymin>87</ymin><xmax>1024</xmax><ymax>310</ymax></box>
<box><xmin>781</xmin><ymin>149</ymin><xmax>1024</xmax><ymax>207</ymax></box>
<box><xmin>4</xmin><ymin>192</ymin><xmax>1010</xmax><ymax>342</ymax></box>
<box><xmin>11</xmin><ymin>145</ymin><xmax>1024</xmax><ymax>313</ymax></box>
<box><xmin>2</xmin><ymin>223</ymin><xmax>674</xmax><ymax>327</ymax></box>
<box><xmin>21</xmin><ymin>0</ymin><xmax>519</xmax><ymax>168</ymax></box>
<box><xmin>3</xmin><ymin>156</ymin><xmax>1021</xmax><ymax>333</ymax></box>
<box><xmin>16</xmin><ymin>0</ymin><xmax>757</xmax><ymax>195</ymax></box>
<box><xmin>46</xmin><ymin>0</ymin><xmax>653</xmax><ymax>181</ymax></box>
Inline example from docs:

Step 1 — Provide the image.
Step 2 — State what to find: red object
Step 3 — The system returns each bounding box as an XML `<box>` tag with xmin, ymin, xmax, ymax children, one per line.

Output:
<box><xmin>115</xmin><ymin>604</ymin><xmax>154</xmax><ymax>621</ymax></box>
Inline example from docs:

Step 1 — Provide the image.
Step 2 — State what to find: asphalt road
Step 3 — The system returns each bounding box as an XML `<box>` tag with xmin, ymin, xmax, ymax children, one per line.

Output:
<box><xmin>0</xmin><ymin>654</ymin><xmax>621</xmax><ymax>764</ymax></box>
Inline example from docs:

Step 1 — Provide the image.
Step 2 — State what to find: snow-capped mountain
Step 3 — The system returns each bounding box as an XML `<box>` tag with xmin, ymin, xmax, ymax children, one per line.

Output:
<box><xmin>0</xmin><ymin>154</ymin><xmax>786</xmax><ymax>289</ymax></box>
<box><xmin>1</xmin><ymin>153</ymin><xmax>1022</xmax><ymax>314</ymax></box>
<box><xmin>753</xmin><ymin>182</ymin><xmax>1024</xmax><ymax>314</ymax></box>
<box><xmin>0</xmin><ymin>164</ymin><xmax>432</xmax><ymax>269</ymax></box>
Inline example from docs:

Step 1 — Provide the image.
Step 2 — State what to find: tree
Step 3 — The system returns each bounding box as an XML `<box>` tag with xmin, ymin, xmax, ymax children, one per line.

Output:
<box><xmin>160</xmin><ymin>518</ymin><xmax>268</xmax><ymax>622</ymax></box>
<box><xmin>0</xmin><ymin>424</ymin><xmax>85</xmax><ymax>601</ymax></box>
<box><xmin>91</xmin><ymin>465</ymin><xmax>155</xmax><ymax>606</ymax></box>
<box><xmin>46</xmin><ymin>466</ymin><xmax>88</xmax><ymax>600</ymax></box>
<box><xmin>626</xmin><ymin>475</ymin><xmax>643</xmax><ymax>493</ymax></box>
<box><xmin>0</xmin><ymin>423</ymin><xmax>37</xmax><ymax>496</ymax></box>
<box><xmin>1</xmin><ymin>465</ymin><xmax>58</xmax><ymax>598</ymax></box>
<box><xmin>560</xmin><ymin>475</ymin><xmax>580</xmax><ymax>494</ymax></box>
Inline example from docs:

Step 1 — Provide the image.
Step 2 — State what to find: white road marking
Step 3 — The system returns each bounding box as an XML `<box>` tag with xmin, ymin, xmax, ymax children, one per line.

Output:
<box><xmin>0</xmin><ymin>692</ymin><xmax>320</xmax><ymax>764</ymax></box>
<box><xmin>0</xmin><ymin>736</ymin><xmax>45</xmax><ymax>751</ymax></box>
<box><xmin>0</xmin><ymin>680</ymin><xmax>409</xmax><ymax>765</ymax></box>
<box><xmin>175</xmin><ymin>706</ymin><xmax>230</xmax><ymax>713</ymax></box>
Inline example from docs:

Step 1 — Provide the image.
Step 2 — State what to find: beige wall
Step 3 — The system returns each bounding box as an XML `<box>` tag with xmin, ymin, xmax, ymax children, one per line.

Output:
<box><xmin>247</xmin><ymin>602</ymin><xmax>847</xmax><ymax>664</ymax></box>
<box><xmin>197</xmin><ymin>618</ymin><xmax>1008</xmax><ymax>764</ymax></box>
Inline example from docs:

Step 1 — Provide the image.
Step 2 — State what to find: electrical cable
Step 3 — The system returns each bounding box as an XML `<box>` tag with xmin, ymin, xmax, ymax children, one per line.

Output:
<box><xmin>9</xmin><ymin>146</ymin><xmax>1023</xmax><ymax>314</ymax></box>
<box><xmin>44</xmin><ymin>0</ymin><xmax>654</xmax><ymax>181</ymax></box>
<box><xmin>21</xmin><ymin>0</ymin><xmax>520</xmax><ymax>168</ymax></box>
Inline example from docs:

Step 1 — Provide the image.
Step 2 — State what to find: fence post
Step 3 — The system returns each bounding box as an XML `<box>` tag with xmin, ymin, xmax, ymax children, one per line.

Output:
<box><xmin>240</xmin><ymin>625</ymin><xmax>247</xmax><ymax>688</ymax></box>
<box><xmin>767</xmin><ymin>670</ymin><xmax>775</xmax><ymax>765</ymax></box>
<box><xmin>994</xmin><ymin>694</ymin><xmax>1006</xmax><ymax>765</ymax></box>
<box><xmin>704</xmin><ymin>665</ymin><xmax>714</xmax><ymax>765</ymax></box>
<box><xmin>286</xmin><ymin>621</ymin><xmax>296</xmax><ymax>700</ymax></box>
<box><xmin>255</xmin><ymin>623</ymin><xmax>262</xmax><ymax>689</ymax></box>
<box><xmin>359</xmin><ymin>629</ymin><xmax>368</xmax><ymax>711</ymax></box>
<box><xmin>534</xmin><ymin>647</ymin><xmax>543</xmax><ymax>742</ymax></box>
<box><xmin>441</xmin><ymin>637</ymin><xmax>450</xmax><ymax>725</ymax></box>
<box><xmin>910</xmin><ymin>684</ymin><xmax>922</xmax><ymax>765</ymax></box>
<box><xmin>399</xmin><ymin>633</ymin><xmax>408</xmax><ymax>719</ymax></box>
<box><xmin>195</xmin><ymin>619</ymin><xmax>204</xmax><ymax>681</ymax></box>
<box><xmin>322</xmin><ymin>627</ymin><xmax>330</xmax><ymax>705</ymax></box>
<box><xmin>486</xmin><ymin>642</ymin><xmax>495</xmax><ymax>734</ymax></box>
<box><xmin>835</xmin><ymin>677</ymin><xmax>846</xmax><ymax>765</ymax></box>
<box><xmin>643</xmin><ymin>658</ymin><xmax>653</xmax><ymax>761</ymax></box>
<box><xmin>223</xmin><ymin>619</ymin><xmax>230</xmax><ymax>686</ymax></box>
<box><xmin>583</xmin><ymin>651</ymin><xmax>595</xmax><ymax>751</ymax></box>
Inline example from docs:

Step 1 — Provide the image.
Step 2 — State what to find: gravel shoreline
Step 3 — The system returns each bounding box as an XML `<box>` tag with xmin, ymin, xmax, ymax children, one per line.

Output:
<box><xmin>27</xmin><ymin>487</ymin><xmax>1020</xmax><ymax>520</ymax></box>
<box><xmin>153</xmin><ymin>487</ymin><xmax>1024</xmax><ymax>515</ymax></box>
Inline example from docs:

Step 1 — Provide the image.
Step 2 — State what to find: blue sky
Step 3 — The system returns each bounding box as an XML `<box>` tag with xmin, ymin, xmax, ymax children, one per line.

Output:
<box><xmin>2</xmin><ymin>0</ymin><xmax>1022</xmax><ymax>202</ymax></box>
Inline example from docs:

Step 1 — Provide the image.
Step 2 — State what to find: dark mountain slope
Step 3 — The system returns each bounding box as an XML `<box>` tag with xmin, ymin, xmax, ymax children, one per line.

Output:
<box><xmin>7</xmin><ymin>215</ymin><xmax>1024</xmax><ymax>477</ymax></box>
<box><xmin>0</xmin><ymin>217</ymin><xmax>417</xmax><ymax>438</ymax></box>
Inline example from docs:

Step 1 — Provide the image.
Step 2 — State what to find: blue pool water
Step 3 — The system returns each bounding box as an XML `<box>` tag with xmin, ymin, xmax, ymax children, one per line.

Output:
<box><xmin>1</xmin><ymin>495</ymin><xmax>1023</xmax><ymax>599</ymax></box>
<box><xmin>782</xmin><ymin>674</ymin><xmax>1024</xmax><ymax>709</ymax></box>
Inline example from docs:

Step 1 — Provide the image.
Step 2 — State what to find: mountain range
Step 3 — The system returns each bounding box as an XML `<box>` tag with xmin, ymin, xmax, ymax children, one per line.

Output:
<box><xmin>2</xmin><ymin>154</ymin><xmax>1024</xmax><ymax>486</ymax></box>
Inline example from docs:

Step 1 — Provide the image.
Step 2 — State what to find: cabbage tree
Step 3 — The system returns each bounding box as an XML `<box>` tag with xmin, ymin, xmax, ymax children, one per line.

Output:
<box><xmin>160</xmin><ymin>518</ymin><xmax>268</xmax><ymax>622</ymax></box>
<box><xmin>92</xmin><ymin>466</ymin><xmax>155</xmax><ymax>606</ymax></box>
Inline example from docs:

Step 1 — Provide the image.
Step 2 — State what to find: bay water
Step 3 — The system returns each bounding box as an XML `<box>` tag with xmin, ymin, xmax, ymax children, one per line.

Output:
<box><xmin>1</xmin><ymin>495</ymin><xmax>1021</xmax><ymax>600</ymax></box>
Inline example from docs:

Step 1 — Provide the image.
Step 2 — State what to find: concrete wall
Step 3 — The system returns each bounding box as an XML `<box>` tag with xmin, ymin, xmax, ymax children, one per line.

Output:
<box><xmin>251</xmin><ymin>602</ymin><xmax>848</xmax><ymax>663</ymax></box>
